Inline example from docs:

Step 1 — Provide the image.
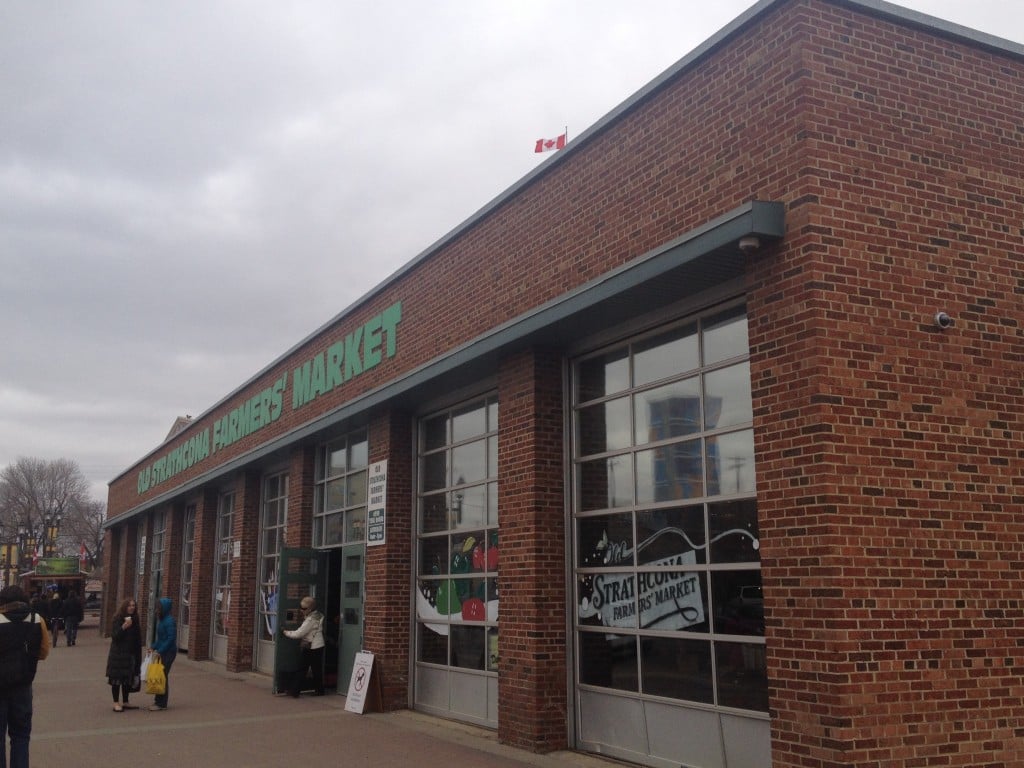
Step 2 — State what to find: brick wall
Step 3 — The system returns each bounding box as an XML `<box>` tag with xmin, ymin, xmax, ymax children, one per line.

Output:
<box><xmin>102</xmin><ymin>0</ymin><xmax>1024</xmax><ymax>763</ymax></box>
<box><xmin>287</xmin><ymin>446</ymin><xmax>316</xmax><ymax>549</ymax></box>
<box><xmin>100</xmin><ymin>527</ymin><xmax>118</xmax><ymax>635</ymax></box>
<box><xmin>746</xmin><ymin>3</ymin><xmax>1024</xmax><ymax>766</ymax></box>
<box><xmin>497</xmin><ymin>348</ymin><xmax>567</xmax><ymax>751</ymax></box>
<box><xmin>364</xmin><ymin>410</ymin><xmax>414</xmax><ymax>710</ymax></box>
<box><xmin>188</xmin><ymin>488</ymin><xmax>219</xmax><ymax>659</ymax></box>
<box><xmin>227</xmin><ymin>470</ymin><xmax>261</xmax><ymax>672</ymax></box>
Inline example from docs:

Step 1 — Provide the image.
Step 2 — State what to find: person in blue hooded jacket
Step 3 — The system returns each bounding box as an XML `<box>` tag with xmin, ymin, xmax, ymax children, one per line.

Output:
<box><xmin>147</xmin><ymin>597</ymin><xmax>176</xmax><ymax>711</ymax></box>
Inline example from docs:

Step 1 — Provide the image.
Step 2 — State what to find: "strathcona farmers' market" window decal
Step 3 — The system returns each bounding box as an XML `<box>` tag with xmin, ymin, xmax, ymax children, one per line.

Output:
<box><xmin>578</xmin><ymin>524</ymin><xmax>759</xmax><ymax>630</ymax></box>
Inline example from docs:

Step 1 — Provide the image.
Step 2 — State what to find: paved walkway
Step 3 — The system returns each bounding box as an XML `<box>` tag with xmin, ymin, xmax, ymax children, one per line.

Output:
<box><xmin>29</xmin><ymin>617</ymin><xmax>616</xmax><ymax>768</ymax></box>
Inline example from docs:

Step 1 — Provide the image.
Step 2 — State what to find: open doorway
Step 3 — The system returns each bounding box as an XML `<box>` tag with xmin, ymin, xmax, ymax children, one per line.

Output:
<box><xmin>322</xmin><ymin>549</ymin><xmax>341</xmax><ymax>690</ymax></box>
<box><xmin>323</xmin><ymin>544</ymin><xmax>365</xmax><ymax>693</ymax></box>
<box><xmin>274</xmin><ymin>546</ymin><xmax>363</xmax><ymax>696</ymax></box>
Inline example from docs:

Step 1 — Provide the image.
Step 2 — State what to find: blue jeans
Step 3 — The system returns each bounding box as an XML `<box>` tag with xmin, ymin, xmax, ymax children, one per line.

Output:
<box><xmin>63</xmin><ymin>619</ymin><xmax>79</xmax><ymax>645</ymax></box>
<box><xmin>0</xmin><ymin>684</ymin><xmax>32</xmax><ymax>768</ymax></box>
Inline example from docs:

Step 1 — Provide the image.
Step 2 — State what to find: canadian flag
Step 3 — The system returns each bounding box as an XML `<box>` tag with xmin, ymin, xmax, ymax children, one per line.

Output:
<box><xmin>31</xmin><ymin>547</ymin><xmax>39</xmax><ymax>568</ymax></box>
<box><xmin>80</xmin><ymin>543</ymin><xmax>87</xmax><ymax>569</ymax></box>
<box><xmin>534</xmin><ymin>132</ymin><xmax>567</xmax><ymax>153</ymax></box>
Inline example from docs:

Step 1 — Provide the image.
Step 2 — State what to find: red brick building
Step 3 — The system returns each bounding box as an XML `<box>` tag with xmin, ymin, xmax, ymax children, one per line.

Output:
<box><xmin>104</xmin><ymin>1</ymin><xmax>1024</xmax><ymax>766</ymax></box>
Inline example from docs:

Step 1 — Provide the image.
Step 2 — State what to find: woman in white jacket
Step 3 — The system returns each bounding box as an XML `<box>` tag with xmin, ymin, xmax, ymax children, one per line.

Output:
<box><xmin>282</xmin><ymin>596</ymin><xmax>325</xmax><ymax>697</ymax></box>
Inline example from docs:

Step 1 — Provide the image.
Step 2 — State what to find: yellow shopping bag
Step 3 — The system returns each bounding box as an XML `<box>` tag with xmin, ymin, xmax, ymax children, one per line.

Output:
<box><xmin>144</xmin><ymin>652</ymin><xmax>166</xmax><ymax>695</ymax></box>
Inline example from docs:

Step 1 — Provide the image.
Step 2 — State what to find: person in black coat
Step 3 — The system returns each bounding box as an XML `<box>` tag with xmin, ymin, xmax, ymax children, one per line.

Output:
<box><xmin>27</xmin><ymin>595</ymin><xmax>47</xmax><ymax>625</ymax></box>
<box><xmin>48</xmin><ymin>592</ymin><xmax>63</xmax><ymax>646</ymax></box>
<box><xmin>105</xmin><ymin>597</ymin><xmax>142</xmax><ymax>711</ymax></box>
<box><xmin>59</xmin><ymin>591</ymin><xmax>84</xmax><ymax>646</ymax></box>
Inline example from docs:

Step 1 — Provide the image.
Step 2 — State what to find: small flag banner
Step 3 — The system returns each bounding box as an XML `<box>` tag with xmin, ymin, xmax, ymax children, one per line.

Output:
<box><xmin>535</xmin><ymin>132</ymin><xmax>567</xmax><ymax>153</ymax></box>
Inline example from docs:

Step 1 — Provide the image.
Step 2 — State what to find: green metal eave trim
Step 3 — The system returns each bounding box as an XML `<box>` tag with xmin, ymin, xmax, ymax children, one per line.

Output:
<box><xmin>104</xmin><ymin>199</ymin><xmax>784</xmax><ymax>530</ymax></box>
<box><xmin>432</xmin><ymin>199</ymin><xmax>784</xmax><ymax>364</ymax></box>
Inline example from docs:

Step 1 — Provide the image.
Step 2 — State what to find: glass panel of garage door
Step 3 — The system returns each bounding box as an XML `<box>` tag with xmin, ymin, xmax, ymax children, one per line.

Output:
<box><xmin>572</xmin><ymin>304</ymin><xmax>769</xmax><ymax>768</ymax></box>
<box><xmin>256</xmin><ymin>471</ymin><xmax>288</xmax><ymax>675</ymax></box>
<box><xmin>178</xmin><ymin>503</ymin><xmax>196</xmax><ymax>650</ymax></box>
<box><xmin>211</xmin><ymin>491</ymin><xmax>235</xmax><ymax>665</ymax></box>
<box><xmin>415</xmin><ymin>395</ymin><xmax>499</xmax><ymax>728</ymax></box>
<box><xmin>148</xmin><ymin>510</ymin><xmax>166</xmax><ymax>643</ymax></box>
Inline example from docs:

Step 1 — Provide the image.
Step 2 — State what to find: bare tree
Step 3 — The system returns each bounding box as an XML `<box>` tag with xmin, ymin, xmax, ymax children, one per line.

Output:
<box><xmin>0</xmin><ymin>457</ymin><xmax>93</xmax><ymax>561</ymax></box>
<box><xmin>59</xmin><ymin>496</ymin><xmax>106</xmax><ymax>573</ymax></box>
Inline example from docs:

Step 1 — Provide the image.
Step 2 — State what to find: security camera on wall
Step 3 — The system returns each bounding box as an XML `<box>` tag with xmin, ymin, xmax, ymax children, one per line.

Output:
<box><xmin>738</xmin><ymin>236</ymin><xmax>760</xmax><ymax>254</ymax></box>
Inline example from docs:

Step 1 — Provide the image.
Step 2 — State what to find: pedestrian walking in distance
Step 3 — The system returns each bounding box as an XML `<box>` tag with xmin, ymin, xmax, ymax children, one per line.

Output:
<box><xmin>60</xmin><ymin>591</ymin><xmax>84</xmax><ymax>646</ymax></box>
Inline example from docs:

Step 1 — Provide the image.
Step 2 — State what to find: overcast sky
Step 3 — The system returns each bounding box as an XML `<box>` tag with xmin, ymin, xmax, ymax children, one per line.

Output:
<box><xmin>1</xmin><ymin>1</ymin><xmax>1021</xmax><ymax>504</ymax></box>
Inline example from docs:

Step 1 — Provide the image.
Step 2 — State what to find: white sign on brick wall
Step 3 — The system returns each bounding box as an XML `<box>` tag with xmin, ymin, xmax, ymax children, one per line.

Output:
<box><xmin>367</xmin><ymin>460</ymin><xmax>387</xmax><ymax>546</ymax></box>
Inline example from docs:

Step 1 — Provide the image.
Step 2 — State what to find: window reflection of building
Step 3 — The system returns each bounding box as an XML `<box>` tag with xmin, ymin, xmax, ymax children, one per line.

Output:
<box><xmin>643</xmin><ymin>395</ymin><xmax>712</xmax><ymax>502</ymax></box>
<box><xmin>572</xmin><ymin>304</ymin><xmax>766</xmax><ymax>717</ymax></box>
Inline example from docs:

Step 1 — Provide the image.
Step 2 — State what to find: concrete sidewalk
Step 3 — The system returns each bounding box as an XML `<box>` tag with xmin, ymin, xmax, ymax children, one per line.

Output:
<box><xmin>29</xmin><ymin>619</ymin><xmax>616</xmax><ymax>768</ymax></box>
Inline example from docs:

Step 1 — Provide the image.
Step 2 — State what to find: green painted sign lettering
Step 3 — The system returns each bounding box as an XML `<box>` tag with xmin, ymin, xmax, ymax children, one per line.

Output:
<box><xmin>212</xmin><ymin>372</ymin><xmax>287</xmax><ymax>453</ymax></box>
<box><xmin>137</xmin><ymin>428</ymin><xmax>211</xmax><ymax>494</ymax></box>
<box><xmin>136</xmin><ymin>300</ymin><xmax>403</xmax><ymax>496</ymax></box>
<box><xmin>293</xmin><ymin>301</ymin><xmax>401</xmax><ymax>409</ymax></box>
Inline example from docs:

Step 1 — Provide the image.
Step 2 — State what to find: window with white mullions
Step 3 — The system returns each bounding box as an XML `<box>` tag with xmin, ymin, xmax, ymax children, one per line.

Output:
<box><xmin>258</xmin><ymin>472</ymin><xmax>288</xmax><ymax>644</ymax></box>
<box><xmin>213</xmin><ymin>492</ymin><xmax>235</xmax><ymax>639</ymax></box>
<box><xmin>314</xmin><ymin>431</ymin><xmax>369</xmax><ymax>547</ymax></box>
<box><xmin>148</xmin><ymin>509</ymin><xmax>167</xmax><ymax>638</ymax></box>
<box><xmin>415</xmin><ymin>394</ymin><xmax>499</xmax><ymax>706</ymax></box>
<box><xmin>572</xmin><ymin>303</ymin><xmax>766</xmax><ymax>714</ymax></box>
<box><xmin>178</xmin><ymin>503</ymin><xmax>196</xmax><ymax>650</ymax></box>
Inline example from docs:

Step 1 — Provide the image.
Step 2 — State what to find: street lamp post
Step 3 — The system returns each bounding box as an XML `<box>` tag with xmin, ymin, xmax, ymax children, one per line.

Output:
<box><xmin>0</xmin><ymin>543</ymin><xmax>16</xmax><ymax>589</ymax></box>
<box><xmin>17</xmin><ymin>525</ymin><xmax>36</xmax><ymax>572</ymax></box>
<box><xmin>44</xmin><ymin>512</ymin><xmax>62</xmax><ymax>557</ymax></box>
<box><xmin>15</xmin><ymin>509</ymin><xmax>64</xmax><ymax>573</ymax></box>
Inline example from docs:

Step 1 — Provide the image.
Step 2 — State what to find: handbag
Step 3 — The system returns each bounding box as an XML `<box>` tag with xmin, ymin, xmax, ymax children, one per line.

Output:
<box><xmin>144</xmin><ymin>652</ymin><xmax>166</xmax><ymax>695</ymax></box>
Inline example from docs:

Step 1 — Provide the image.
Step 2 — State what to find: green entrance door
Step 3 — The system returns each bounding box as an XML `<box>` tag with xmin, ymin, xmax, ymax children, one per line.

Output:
<box><xmin>338</xmin><ymin>543</ymin><xmax>365</xmax><ymax>691</ymax></box>
<box><xmin>274</xmin><ymin>548</ymin><xmax>327</xmax><ymax>694</ymax></box>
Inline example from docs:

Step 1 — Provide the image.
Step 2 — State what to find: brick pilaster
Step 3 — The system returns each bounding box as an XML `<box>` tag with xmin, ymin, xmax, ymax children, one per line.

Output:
<box><xmin>364</xmin><ymin>409</ymin><xmax>413</xmax><ymax>710</ymax></box>
<box><xmin>188</xmin><ymin>487</ymin><xmax>219</xmax><ymax>660</ymax></box>
<box><xmin>497</xmin><ymin>347</ymin><xmax>567</xmax><ymax>752</ymax></box>
<box><xmin>227</xmin><ymin>470</ymin><xmax>261</xmax><ymax>672</ymax></box>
